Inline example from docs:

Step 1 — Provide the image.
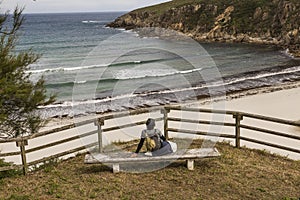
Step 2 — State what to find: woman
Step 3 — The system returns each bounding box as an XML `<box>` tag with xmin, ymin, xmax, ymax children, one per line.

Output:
<box><xmin>131</xmin><ymin>118</ymin><xmax>176</xmax><ymax>157</ymax></box>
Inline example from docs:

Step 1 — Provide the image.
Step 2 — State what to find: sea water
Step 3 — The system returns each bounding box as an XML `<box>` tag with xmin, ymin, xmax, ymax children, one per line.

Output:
<box><xmin>15</xmin><ymin>12</ymin><xmax>300</xmax><ymax>118</ymax></box>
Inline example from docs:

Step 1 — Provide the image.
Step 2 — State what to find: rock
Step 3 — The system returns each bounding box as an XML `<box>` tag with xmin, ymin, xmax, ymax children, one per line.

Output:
<box><xmin>207</xmin><ymin>6</ymin><xmax>234</xmax><ymax>39</ymax></box>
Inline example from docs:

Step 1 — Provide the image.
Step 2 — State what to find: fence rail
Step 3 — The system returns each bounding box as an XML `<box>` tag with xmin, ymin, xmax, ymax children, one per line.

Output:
<box><xmin>0</xmin><ymin>105</ymin><xmax>299</xmax><ymax>175</ymax></box>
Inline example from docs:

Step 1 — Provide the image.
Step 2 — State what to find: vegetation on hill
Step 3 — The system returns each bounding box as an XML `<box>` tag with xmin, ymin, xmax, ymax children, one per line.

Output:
<box><xmin>0</xmin><ymin>140</ymin><xmax>299</xmax><ymax>199</ymax></box>
<box><xmin>108</xmin><ymin>0</ymin><xmax>300</xmax><ymax>57</ymax></box>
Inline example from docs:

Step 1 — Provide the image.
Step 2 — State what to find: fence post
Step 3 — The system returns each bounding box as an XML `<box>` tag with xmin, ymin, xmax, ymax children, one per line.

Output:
<box><xmin>161</xmin><ymin>107</ymin><xmax>170</xmax><ymax>139</ymax></box>
<box><xmin>95</xmin><ymin>118</ymin><xmax>104</xmax><ymax>153</ymax></box>
<box><xmin>16</xmin><ymin>139</ymin><xmax>28</xmax><ymax>175</ymax></box>
<box><xmin>233</xmin><ymin>113</ymin><xmax>243</xmax><ymax>148</ymax></box>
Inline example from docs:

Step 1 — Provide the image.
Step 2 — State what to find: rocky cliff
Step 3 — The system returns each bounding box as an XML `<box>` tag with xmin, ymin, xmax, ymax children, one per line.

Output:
<box><xmin>108</xmin><ymin>0</ymin><xmax>300</xmax><ymax>57</ymax></box>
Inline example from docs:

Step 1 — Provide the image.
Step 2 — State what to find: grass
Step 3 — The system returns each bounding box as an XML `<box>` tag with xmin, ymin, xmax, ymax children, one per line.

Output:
<box><xmin>134</xmin><ymin>0</ymin><xmax>300</xmax><ymax>14</ymax></box>
<box><xmin>127</xmin><ymin>0</ymin><xmax>300</xmax><ymax>38</ymax></box>
<box><xmin>0</xmin><ymin>159</ymin><xmax>22</xmax><ymax>180</ymax></box>
<box><xmin>0</xmin><ymin>140</ymin><xmax>299</xmax><ymax>200</ymax></box>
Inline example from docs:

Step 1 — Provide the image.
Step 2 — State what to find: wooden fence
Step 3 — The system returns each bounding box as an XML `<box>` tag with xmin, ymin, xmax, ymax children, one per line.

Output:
<box><xmin>165</xmin><ymin>106</ymin><xmax>300</xmax><ymax>153</ymax></box>
<box><xmin>0</xmin><ymin>105</ymin><xmax>299</xmax><ymax>175</ymax></box>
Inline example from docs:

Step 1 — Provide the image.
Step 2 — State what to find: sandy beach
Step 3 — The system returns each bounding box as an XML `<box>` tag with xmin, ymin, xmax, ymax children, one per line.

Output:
<box><xmin>199</xmin><ymin>81</ymin><xmax>300</xmax><ymax>121</ymax></box>
<box><xmin>52</xmin><ymin>81</ymin><xmax>300</xmax><ymax>158</ymax></box>
<box><xmin>191</xmin><ymin>81</ymin><xmax>300</xmax><ymax>159</ymax></box>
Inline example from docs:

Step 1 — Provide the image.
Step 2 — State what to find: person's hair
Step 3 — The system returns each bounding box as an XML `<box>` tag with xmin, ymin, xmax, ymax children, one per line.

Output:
<box><xmin>146</xmin><ymin>118</ymin><xmax>155</xmax><ymax>130</ymax></box>
<box><xmin>146</xmin><ymin>118</ymin><xmax>153</xmax><ymax>125</ymax></box>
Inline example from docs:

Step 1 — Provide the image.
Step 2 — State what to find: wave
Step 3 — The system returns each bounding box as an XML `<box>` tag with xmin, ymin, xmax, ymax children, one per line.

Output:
<box><xmin>45</xmin><ymin>79</ymin><xmax>105</xmax><ymax>88</ymax></box>
<box><xmin>113</xmin><ymin>64</ymin><xmax>299</xmax><ymax>82</ymax></box>
<box><xmin>111</xmin><ymin>64</ymin><xmax>300</xmax><ymax>95</ymax></box>
<box><xmin>222</xmin><ymin>65</ymin><xmax>300</xmax><ymax>87</ymax></box>
<box><xmin>44</xmin><ymin>64</ymin><xmax>300</xmax><ymax>91</ymax></box>
<box><xmin>45</xmin><ymin>67</ymin><xmax>205</xmax><ymax>89</ymax></box>
<box><xmin>131</xmin><ymin>65</ymin><xmax>300</xmax><ymax>96</ymax></box>
<box><xmin>82</xmin><ymin>20</ymin><xmax>109</xmax><ymax>24</ymax></box>
<box><xmin>27</xmin><ymin>58</ymin><xmax>173</xmax><ymax>74</ymax></box>
<box><xmin>28</xmin><ymin>64</ymin><xmax>107</xmax><ymax>74</ymax></box>
<box><xmin>114</xmin><ymin>67</ymin><xmax>203</xmax><ymax>80</ymax></box>
<box><xmin>74</xmin><ymin>80</ymin><xmax>87</xmax><ymax>84</ymax></box>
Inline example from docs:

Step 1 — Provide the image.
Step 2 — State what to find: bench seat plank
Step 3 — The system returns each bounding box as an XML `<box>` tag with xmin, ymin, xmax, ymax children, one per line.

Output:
<box><xmin>84</xmin><ymin>148</ymin><xmax>220</xmax><ymax>164</ymax></box>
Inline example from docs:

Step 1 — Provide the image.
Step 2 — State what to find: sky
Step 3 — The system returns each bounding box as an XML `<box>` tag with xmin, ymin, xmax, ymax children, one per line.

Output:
<box><xmin>0</xmin><ymin>0</ymin><xmax>171</xmax><ymax>13</ymax></box>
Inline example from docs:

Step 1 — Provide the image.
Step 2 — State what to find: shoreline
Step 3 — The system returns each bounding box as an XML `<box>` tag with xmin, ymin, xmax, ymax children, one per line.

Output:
<box><xmin>42</xmin><ymin>80</ymin><xmax>300</xmax><ymax>160</ymax></box>
<box><xmin>192</xmin><ymin>34</ymin><xmax>300</xmax><ymax>59</ymax></box>
<box><xmin>112</xmin><ymin>24</ymin><xmax>300</xmax><ymax>59</ymax></box>
<box><xmin>42</xmin><ymin>80</ymin><xmax>300</xmax><ymax>130</ymax></box>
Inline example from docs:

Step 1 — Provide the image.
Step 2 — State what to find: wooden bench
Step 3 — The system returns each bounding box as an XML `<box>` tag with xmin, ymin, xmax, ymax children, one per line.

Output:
<box><xmin>84</xmin><ymin>148</ymin><xmax>220</xmax><ymax>173</ymax></box>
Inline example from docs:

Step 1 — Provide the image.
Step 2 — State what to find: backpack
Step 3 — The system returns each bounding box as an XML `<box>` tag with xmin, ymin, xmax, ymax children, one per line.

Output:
<box><xmin>145</xmin><ymin>131</ymin><xmax>161</xmax><ymax>152</ymax></box>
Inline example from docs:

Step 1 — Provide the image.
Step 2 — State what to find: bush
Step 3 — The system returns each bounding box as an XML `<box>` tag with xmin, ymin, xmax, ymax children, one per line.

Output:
<box><xmin>0</xmin><ymin>158</ymin><xmax>21</xmax><ymax>179</ymax></box>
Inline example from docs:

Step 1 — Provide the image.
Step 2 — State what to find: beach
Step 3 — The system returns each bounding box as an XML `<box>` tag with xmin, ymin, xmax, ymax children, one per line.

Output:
<box><xmin>42</xmin><ymin>81</ymin><xmax>300</xmax><ymax>159</ymax></box>
<box><xmin>192</xmin><ymin>81</ymin><xmax>300</xmax><ymax>159</ymax></box>
<box><xmin>199</xmin><ymin>81</ymin><xmax>300</xmax><ymax>121</ymax></box>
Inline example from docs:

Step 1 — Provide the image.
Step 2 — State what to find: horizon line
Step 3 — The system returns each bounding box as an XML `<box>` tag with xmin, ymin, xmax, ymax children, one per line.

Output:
<box><xmin>22</xmin><ymin>11</ymin><xmax>128</xmax><ymax>14</ymax></box>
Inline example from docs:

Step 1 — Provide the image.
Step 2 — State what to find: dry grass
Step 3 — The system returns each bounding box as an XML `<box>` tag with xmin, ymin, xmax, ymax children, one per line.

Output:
<box><xmin>0</xmin><ymin>140</ymin><xmax>299</xmax><ymax>200</ymax></box>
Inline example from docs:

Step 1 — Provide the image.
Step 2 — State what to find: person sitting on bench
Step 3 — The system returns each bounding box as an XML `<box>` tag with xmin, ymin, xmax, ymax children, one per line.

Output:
<box><xmin>131</xmin><ymin>118</ymin><xmax>177</xmax><ymax>157</ymax></box>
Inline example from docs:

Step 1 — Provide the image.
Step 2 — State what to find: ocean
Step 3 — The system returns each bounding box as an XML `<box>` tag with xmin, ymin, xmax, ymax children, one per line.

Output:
<box><xmin>17</xmin><ymin>12</ymin><xmax>300</xmax><ymax>118</ymax></box>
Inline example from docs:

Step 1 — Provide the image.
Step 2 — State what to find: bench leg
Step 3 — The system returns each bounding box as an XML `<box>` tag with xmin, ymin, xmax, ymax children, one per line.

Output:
<box><xmin>186</xmin><ymin>160</ymin><xmax>194</xmax><ymax>170</ymax></box>
<box><xmin>112</xmin><ymin>164</ymin><xmax>120</xmax><ymax>173</ymax></box>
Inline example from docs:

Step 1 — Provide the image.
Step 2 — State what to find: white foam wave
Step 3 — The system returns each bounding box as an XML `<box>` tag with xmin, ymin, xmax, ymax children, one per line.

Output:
<box><xmin>74</xmin><ymin>80</ymin><xmax>87</xmax><ymax>84</ymax></box>
<box><xmin>134</xmin><ymin>65</ymin><xmax>300</xmax><ymax>96</ymax></box>
<box><xmin>28</xmin><ymin>64</ymin><xmax>108</xmax><ymax>74</ymax></box>
<box><xmin>115</xmin><ymin>28</ymin><xmax>126</xmax><ymax>31</ymax></box>
<box><xmin>114</xmin><ymin>67</ymin><xmax>203</xmax><ymax>80</ymax></box>
<box><xmin>40</xmin><ymin>93</ymin><xmax>137</xmax><ymax>109</ymax></box>
<box><xmin>82</xmin><ymin>20</ymin><xmax>107</xmax><ymax>24</ymax></box>
<box><xmin>222</xmin><ymin>65</ymin><xmax>300</xmax><ymax>86</ymax></box>
<box><xmin>28</xmin><ymin>60</ymin><xmax>158</xmax><ymax>74</ymax></box>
